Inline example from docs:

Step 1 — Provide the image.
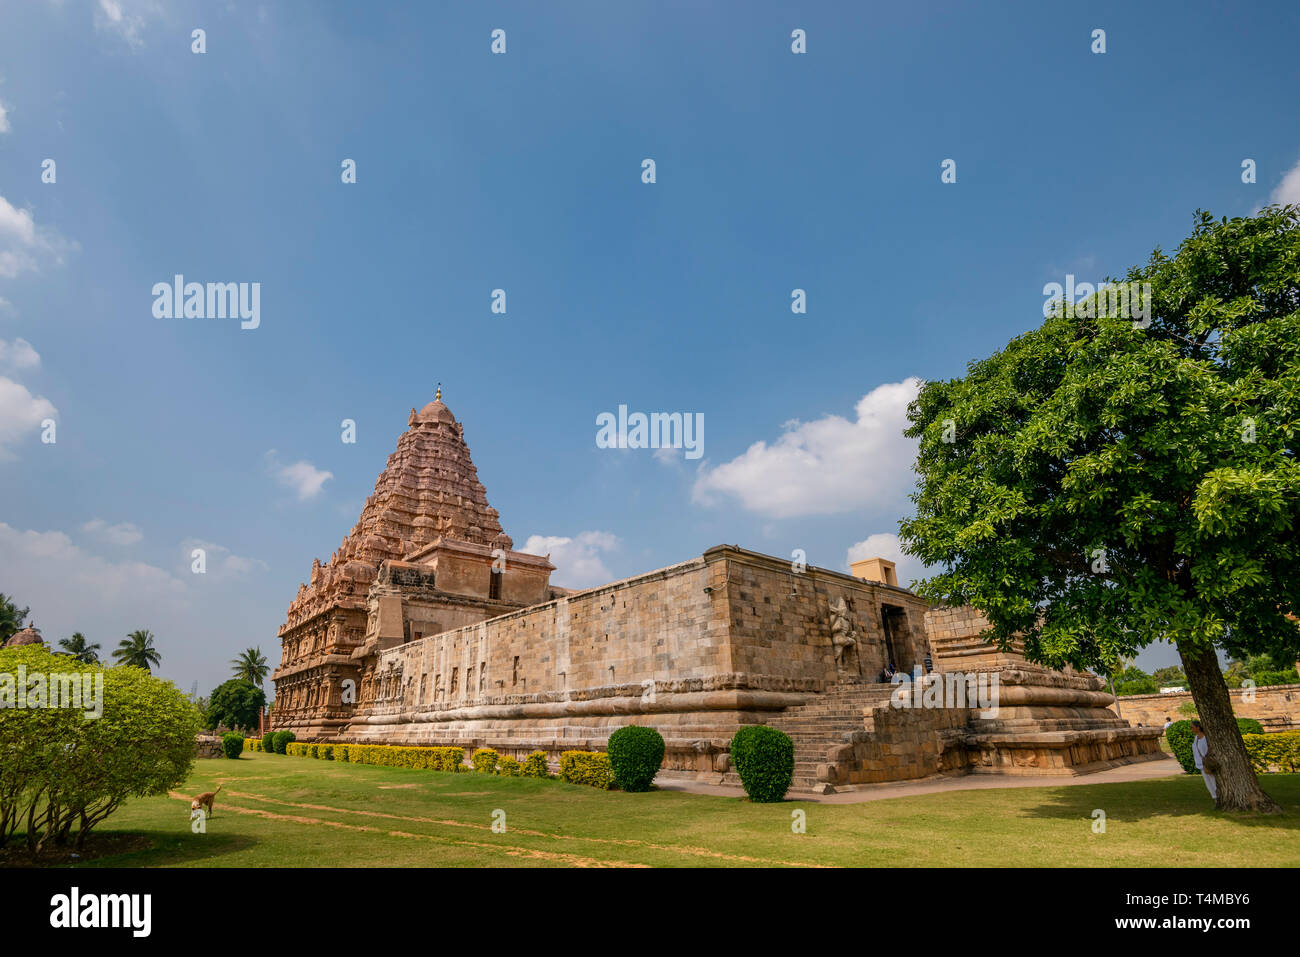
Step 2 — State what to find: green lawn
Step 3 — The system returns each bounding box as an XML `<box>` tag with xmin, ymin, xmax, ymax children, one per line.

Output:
<box><xmin>42</xmin><ymin>753</ymin><xmax>1300</xmax><ymax>868</ymax></box>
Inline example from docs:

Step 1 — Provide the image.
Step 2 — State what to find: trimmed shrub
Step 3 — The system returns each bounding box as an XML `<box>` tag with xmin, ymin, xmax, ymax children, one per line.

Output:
<box><xmin>560</xmin><ymin>751</ymin><xmax>614</xmax><ymax>789</ymax></box>
<box><xmin>334</xmin><ymin>744</ymin><xmax>349</xmax><ymax>763</ymax></box>
<box><xmin>497</xmin><ymin>756</ymin><xmax>522</xmax><ymax>776</ymax></box>
<box><xmin>522</xmin><ymin>751</ymin><xmax>550</xmax><ymax>778</ymax></box>
<box><xmin>472</xmin><ymin>748</ymin><xmax>500</xmax><ymax>774</ymax></box>
<box><xmin>285</xmin><ymin>742</ymin><xmax>309</xmax><ymax>757</ymax></box>
<box><xmin>730</xmin><ymin>725</ymin><xmax>794</xmax><ymax>803</ymax></box>
<box><xmin>1166</xmin><ymin>718</ymin><xmax>1264</xmax><ymax>774</ymax></box>
<box><xmin>607</xmin><ymin>725</ymin><xmax>665</xmax><ymax>792</ymax></box>
<box><xmin>221</xmin><ymin>732</ymin><xmax>245</xmax><ymax>760</ymax></box>
<box><xmin>0</xmin><ymin>644</ymin><xmax>201</xmax><ymax>853</ymax></box>
<box><xmin>272</xmin><ymin>731</ymin><xmax>295</xmax><ymax>754</ymax></box>
<box><xmin>1244</xmin><ymin>731</ymin><xmax>1300</xmax><ymax>773</ymax></box>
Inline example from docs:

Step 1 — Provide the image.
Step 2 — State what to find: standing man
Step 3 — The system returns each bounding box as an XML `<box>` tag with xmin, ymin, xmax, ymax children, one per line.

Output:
<box><xmin>1191</xmin><ymin>720</ymin><xmax>1217</xmax><ymax>804</ymax></box>
<box><xmin>1162</xmin><ymin>715</ymin><xmax>1173</xmax><ymax>732</ymax></box>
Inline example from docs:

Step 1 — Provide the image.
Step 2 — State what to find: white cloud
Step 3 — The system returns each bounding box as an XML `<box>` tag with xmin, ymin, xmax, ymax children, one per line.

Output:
<box><xmin>692</xmin><ymin>378</ymin><xmax>922</xmax><ymax>519</ymax></box>
<box><xmin>265</xmin><ymin>450</ymin><xmax>332</xmax><ymax>501</ymax></box>
<box><xmin>0</xmin><ymin>193</ymin><xmax>75</xmax><ymax>279</ymax></box>
<box><xmin>0</xmin><ymin>523</ymin><xmax>189</xmax><ymax>638</ymax></box>
<box><xmin>0</xmin><ymin>337</ymin><xmax>39</xmax><ymax>371</ymax></box>
<box><xmin>0</xmin><ymin>100</ymin><xmax>10</xmax><ymax>134</ymax></box>
<box><xmin>180</xmin><ymin>538</ymin><xmax>269</xmax><ymax>580</ymax></box>
<box><xmin>521</xmin><ymin>530</ymin><xmax>619</xmax><ymax>589</ymax></box>
<box><xmin>1270</xmin><ymin>155</ymin><xmax>1300</xmax><ymax>207</ymax></box>
<box><xmin>0</xmin><ymin>375</ymin><xmax>56</xmax><ymax>458</ymax></box>
<box><xmin>82</xmin><ymin>518</ymin><xmax>144</xmax><ymax>545</ymax></box>
<box><xmin>94</xmin><ymin>0</ymin><xmax>161</xmax><ymax>48</ymax></box>
<box><xmin>846</xmin><ymin>532</ymin><xmax>927</xmax><ymax>590</ymax></box>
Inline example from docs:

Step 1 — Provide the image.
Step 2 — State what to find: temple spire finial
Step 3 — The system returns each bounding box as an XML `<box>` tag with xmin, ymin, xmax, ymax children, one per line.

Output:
<box><xmin>436</xmin><ymin>382</ymin><xmax>442</xmax><ymax>401</ymax></box>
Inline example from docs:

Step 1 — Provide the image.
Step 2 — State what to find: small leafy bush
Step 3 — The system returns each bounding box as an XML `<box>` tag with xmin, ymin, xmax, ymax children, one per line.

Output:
<box><xmin>472</xmin><ymin>748</ymin><xmax>500</xmax><ymax>774</ymax></box>
<box><xmin>497</xmin><ymin>755</ymin><xmax>522</xmax><ymax>776</ymax></box>
<box><xmin>522</xmin><ymin>751</ymin><xmax>550</xmax><ymax>778</ymax></box>
<box><xmin>559</xmin><ymin>751</ymin><xmax>613</xmax><ymax>789</ymax></box>
<box><xmin>730</xmin><ymin>725</ymin><xmax>794</xmax><ymax>802</ymax></box>
<box><xmin>221</xmin><ymin>732</ymin><xmax>245</xmax><ymax>759</ymax></box>
<box><xmin>607</xmin><ymin>725</ymin><xmax>665</xmax><ymax>792</ymax></box>
<box><xmin>272</xmin><ymin>731</ymin><xmax>295</xmax><ymax>754</ymax></box>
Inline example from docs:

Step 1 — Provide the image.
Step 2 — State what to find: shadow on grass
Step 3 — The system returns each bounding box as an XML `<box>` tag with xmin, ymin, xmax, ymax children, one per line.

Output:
<box><xmin>1018</xmin><ymin>773</ymin><xmax>1300</xmax><ymax>827</ymax></box>
<box><xmin>70</xmin><ymin>830</ymin><xmax>261</xmax><ymax>868</ymax></box>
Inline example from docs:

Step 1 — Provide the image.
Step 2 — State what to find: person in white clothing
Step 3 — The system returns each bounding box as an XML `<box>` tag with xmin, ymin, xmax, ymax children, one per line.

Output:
<box><xmin>1191</xmin><ymin>720</ymin><xmax>1217</xmax><ymax>802</ymax></box>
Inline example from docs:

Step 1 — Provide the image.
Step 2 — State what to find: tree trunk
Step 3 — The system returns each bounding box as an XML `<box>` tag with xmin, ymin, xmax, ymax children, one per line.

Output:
<box><xmin>1178</xmin><ymin>641</ymin><xmax>1280</xmax><ymax>813</ymax></box>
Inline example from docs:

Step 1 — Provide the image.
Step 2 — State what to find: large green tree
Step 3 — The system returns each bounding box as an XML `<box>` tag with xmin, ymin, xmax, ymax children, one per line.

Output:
<box><xmin>900</xmin><ymin>206</ymin><xmax>1300</xmax><ymax>813</ymax></box>
<box><xmin>0</xmin><ymin>594</ymin><xmax>29</xmax><ymax>643</ymax></box>
<box><xmin>230</xmin><ymin>647</ymin><xmax>269</xmax><ymax>686</ymax></box>
<box><xmin>111</xmin><ymin>629</ymin><xmax>161</xmax><ymax>672</ymax></box>
<box><xmin>204</xmin><ymin>678</ymin><xmax>266</xmax><ymax>732</ymax></box>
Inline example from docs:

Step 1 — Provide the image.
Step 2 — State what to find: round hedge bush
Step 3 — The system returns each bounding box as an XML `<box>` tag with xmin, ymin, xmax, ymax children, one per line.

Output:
<box><xmin>729</xmin><ymin>725</ymin><xmax>794</xmax><ymax>802</ymax></box>
<box><xmin>1166</xmin><ymin>718</ymin><xmax>1263</xmax><ymax>773</ymax></box>
<box><xmin>221</xmin><ymin>732</ymin><xmax>245</xmax><ymax>759</ymax></box>
<box><xmin>522</xmin><ymin>751</ymin><xmax>550</xmax><ymax>778</ymax></box>
<box><xmin>607</xmin><ymin>725</ymin><xmax>665</xmax><ymax>792</ymax></box>
<box><xmin>272</xmin><ymin>730</ymin><xmax>295</xmax><ymax>754</ymax></box>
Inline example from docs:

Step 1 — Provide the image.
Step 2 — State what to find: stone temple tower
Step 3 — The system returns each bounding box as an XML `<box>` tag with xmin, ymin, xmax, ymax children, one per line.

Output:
<box><xmin>270</xmin><ymin>391</ymin><xmax>551</xmax><ymax>738</ymax></box>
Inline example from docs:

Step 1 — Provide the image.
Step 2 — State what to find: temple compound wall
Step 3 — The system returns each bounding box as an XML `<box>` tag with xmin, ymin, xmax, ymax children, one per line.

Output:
<box><xmin>1107</xmin><ymin>683</ymin><xmax>1300</xmax><ymax>732</ymax></box>
<box><xmin>345</xmin><ymin>545</ymin><xmax>934</xmax><ymax>779</ymax></box>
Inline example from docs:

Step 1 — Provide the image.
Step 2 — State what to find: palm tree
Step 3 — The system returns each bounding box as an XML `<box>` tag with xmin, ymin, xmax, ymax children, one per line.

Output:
<box><xmin>231</xmin><ymin>647</ymin><xmax>269</xmax><ymax>685</ymax></box>
<box><xmin>58</xmin><ymin>632</ymin><xmax>101</xmax><ymax>664</ymax></box>
<box><xmin>0</xmin><ymin>593</ymin><xmax>29</xmax><ymax>643</ymax></box>
<box><xmin>112</xmin><ymin>629</ymin><xmax>161</xmax><ymax>672</ymax></box>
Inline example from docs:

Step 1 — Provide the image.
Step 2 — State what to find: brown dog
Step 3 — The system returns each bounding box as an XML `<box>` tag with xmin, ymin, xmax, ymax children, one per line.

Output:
<box><xmin>191</xmin><ymin>784</ymin><xmax>223</xmax><ymax>819</ymax></box>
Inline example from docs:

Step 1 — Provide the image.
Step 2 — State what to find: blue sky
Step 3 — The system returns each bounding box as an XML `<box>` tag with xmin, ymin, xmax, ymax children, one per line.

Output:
<box><xmin>1</xmin><ymin>0</ymin><xmax>1298</xmax><ymax>694</ymax></box>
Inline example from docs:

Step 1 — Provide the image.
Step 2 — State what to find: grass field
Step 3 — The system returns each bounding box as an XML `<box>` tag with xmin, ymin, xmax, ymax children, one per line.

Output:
<box><xmin>36</xmin><ymin>753</ymin><xmax>1300</xmax><ymax>868</ymax></box>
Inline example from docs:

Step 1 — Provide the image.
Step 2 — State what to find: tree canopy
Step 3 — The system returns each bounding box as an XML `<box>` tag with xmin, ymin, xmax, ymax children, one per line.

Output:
<box><xmin>900</xmin><ymin>206</ymin><xmax>1300</xmax><ymax>811</ymax></box>
<box><xmin>205</xmin><ymin>678</ymin><xmax>266</xmax><ymax>732</ymax></box>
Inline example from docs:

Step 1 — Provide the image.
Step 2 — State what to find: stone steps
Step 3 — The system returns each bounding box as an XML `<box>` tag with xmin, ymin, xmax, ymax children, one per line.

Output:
<box><xmin>768</xmin><ymin>682</ymin><xmax>902</xmax><ymax>789</ymax></box>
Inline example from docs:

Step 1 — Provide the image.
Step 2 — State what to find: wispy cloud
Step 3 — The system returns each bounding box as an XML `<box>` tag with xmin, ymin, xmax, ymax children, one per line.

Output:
<box><xmin>1270</xmin><ymin>154</ymin><xmax>1300</xmax><ymax>207</ymax></box>
<box><xmin>180</xmin><ymin>538</ymin><xmax>269</xmax><ymax>580</ymax></box>
<box><xmin>0</xmin><ymin>375</ymin><xmax>56</xmax><ymax>459</ymax></box>
<box><xmin>82</xmin><ymin>518</ymin><xmax>144</xmax><ymax>546</ymax></box>
<box><xmin>521</xmin><ymin>531</ymin><xmax>620</xmax><ymax>589</ymax></box>
<box><xmin>0</xmin><ymin>193</ymin><xmax>75</xmax><ymax>279</ymax></box>
<box><xmin>0</xmin><ymin>337</ymin><xmax>40</xmax><ymax>371</ymax></box>
<box><xmin>265</xmin><ymin>450</ymin><xmax>333</xmax><ymax>501</ymax></box>
<box><xmin>94</xmin><ymin>0</ymin><xmax>162</xmax><ymax>49</ymax></box>
<box><xmin>692</xmin><ymin>378</ymin><xmax>921</xmax><ymax>519</ymax></box>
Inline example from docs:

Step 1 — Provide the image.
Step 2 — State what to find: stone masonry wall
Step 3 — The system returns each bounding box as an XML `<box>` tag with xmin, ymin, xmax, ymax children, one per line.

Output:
<box><xmin>1109</xmin><ymin>683</ymin><xmax>1300</xmax><ymax>731</ymax></box>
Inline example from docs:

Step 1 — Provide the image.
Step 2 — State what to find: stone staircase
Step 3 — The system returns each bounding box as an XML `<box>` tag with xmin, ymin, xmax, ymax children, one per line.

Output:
<box><xmin>769</xmin><ymin>680</ymin><xmax>898</xmax><ymax>791</ymax></box>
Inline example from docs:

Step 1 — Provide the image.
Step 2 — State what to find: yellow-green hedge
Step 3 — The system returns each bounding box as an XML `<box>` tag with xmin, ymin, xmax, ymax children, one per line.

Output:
<box><xmin>244</xmin><ymin>737</ymin><xmax>272</xmax><ymax>752</ymax></box>
<box><xmin>498</xmin><ymin>755</ymin><xmax>522</xmax><ymax>776</ymax></box>
<box><xmin>1244</xmin><ymin>732</ymin><xmax>1300</xmax><ymax>773</ymax></box>
<box><xmin>560</xmin><ymin>750</ymin><xmax>613</xmax><ymax>790</ymax></box>
<box><xmin>472</xmin><ymin>747</ymin><xmax>500</xmax><ymax>773</ymax></box>
<box><xmin>283</xmin><ymin>741</ymin><xmax>466</xmax><ymax>772</ymax></box>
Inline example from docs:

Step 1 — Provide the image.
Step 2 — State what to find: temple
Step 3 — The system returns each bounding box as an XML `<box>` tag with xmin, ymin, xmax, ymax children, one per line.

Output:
<box><xmin>271</xmin><ymin>393</ymin><xmax>1163</xmax><ymax>792</ymax></box>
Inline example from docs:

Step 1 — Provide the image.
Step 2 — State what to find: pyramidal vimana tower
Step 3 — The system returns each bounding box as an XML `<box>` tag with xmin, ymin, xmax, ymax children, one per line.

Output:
<box><xmin>271</xmin><ymin>393</ymin><xmax>1161</xmax><ymax>793</ymax></box>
